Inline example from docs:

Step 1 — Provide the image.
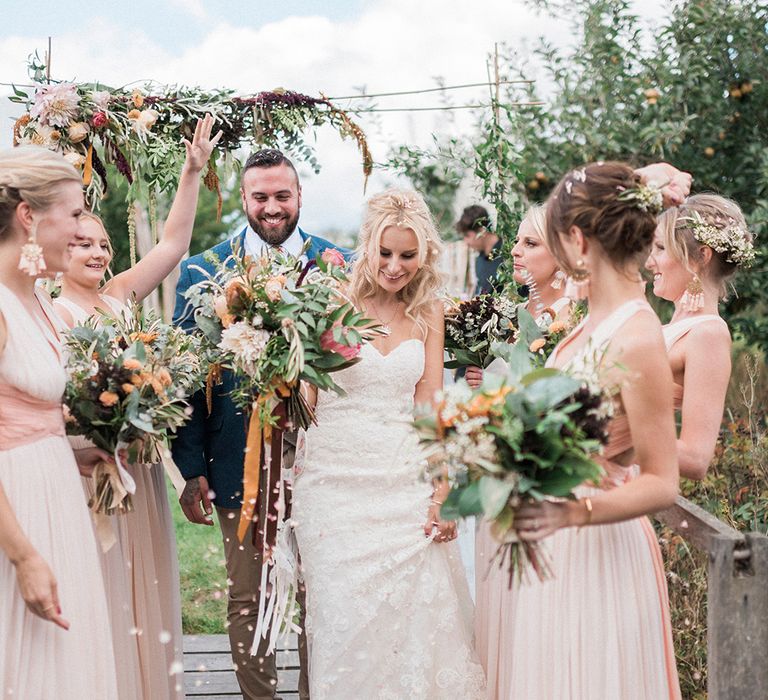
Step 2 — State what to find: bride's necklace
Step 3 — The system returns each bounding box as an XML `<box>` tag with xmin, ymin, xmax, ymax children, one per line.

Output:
<box><xmin>369</xmin><ymin>299</ymin><xmax>401</xmax><ymax>335</ymax></box>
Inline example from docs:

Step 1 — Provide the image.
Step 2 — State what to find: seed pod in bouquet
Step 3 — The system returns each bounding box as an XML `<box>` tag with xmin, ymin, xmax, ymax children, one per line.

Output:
<box><xmin>224</xmin><ymin>277</ymin><xmax>252</xmax><ymax>315</ymax></box>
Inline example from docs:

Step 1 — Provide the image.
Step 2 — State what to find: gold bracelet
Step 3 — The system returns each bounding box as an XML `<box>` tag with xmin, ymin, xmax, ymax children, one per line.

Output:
<box><xmin>430</xmin><ymin>499</ymin><xmax>444</xmax><ymax>507</ymax></box>
<box><xmin>581</xmin><ymin>497</ymin><xmax>593</xmax><ymax>527</ymax></box>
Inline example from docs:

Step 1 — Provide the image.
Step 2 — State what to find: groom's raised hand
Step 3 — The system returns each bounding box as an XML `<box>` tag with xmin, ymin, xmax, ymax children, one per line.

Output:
<box><xmin>180</xmin><ymin>476</ymin><xmax>214</xmax><ymax>526</ymax></box>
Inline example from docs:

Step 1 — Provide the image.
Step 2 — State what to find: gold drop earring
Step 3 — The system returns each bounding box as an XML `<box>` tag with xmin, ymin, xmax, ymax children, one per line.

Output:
<box><xmin>680</xmin><ymin>274</ymin><xmax>704</xmax><ymax>312</ymax></box>
<box><xmin>564</xmin><ymin>259</ymin><xmax>590</xmax><ymax>300</ymax></box>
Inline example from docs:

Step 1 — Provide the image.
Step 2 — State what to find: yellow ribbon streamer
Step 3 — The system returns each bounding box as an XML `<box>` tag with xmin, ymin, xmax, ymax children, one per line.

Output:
<box><xmin>237</xmin><ymin>395</ymin><xmax>272</xmax><ymax>542</ymax></box>
<box><xmin>82</xmin><ymin>144</ymin><xmax>94</xmax><ymax>186</ymax></box>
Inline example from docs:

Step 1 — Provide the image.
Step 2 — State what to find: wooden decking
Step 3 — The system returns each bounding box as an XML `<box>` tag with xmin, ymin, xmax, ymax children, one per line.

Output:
<box><xmin>183</xmin><ymin>634</ymin><xmax>300</xmax><ymax>699</ymax></box>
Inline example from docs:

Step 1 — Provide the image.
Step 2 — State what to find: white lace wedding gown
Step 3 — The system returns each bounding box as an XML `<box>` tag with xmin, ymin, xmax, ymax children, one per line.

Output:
<box><xmin>292</xmin><ymin>339</ymin><xmax>486</xmax><ymax>699</ymax></box>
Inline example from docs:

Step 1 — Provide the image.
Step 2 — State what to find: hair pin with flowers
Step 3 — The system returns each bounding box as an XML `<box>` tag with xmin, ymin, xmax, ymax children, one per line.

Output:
<box><xmin>390</xmin><ymin>192</ymin><xmax>418</xmax><ymax>226</ymax></box>
<box><xmin>564</xmin><ymin>167</ymin><xmax>587</xmax><ymax>195</ymax></box>
<box><xmin>681</xmin><ymin>210</ymin><xmax>755</xmax><ymax>266</ymax></box>
<box><xmin>616</xmin><ymin>181</ymin><xmax>664</xmax><ymax>215</ymax></box>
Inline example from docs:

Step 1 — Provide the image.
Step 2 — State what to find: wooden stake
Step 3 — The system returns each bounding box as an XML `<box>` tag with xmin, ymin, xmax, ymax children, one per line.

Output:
<box><xmin>45</xmin><ymin>37</ymin><xmax>51</xmax><ymax>83</ymax></box>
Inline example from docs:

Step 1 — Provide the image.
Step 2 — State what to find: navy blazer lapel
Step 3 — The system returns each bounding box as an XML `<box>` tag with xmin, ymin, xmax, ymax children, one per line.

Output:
<box><xmin>229</xmin><ymin>229</ymin><xmax>247</xmax><ymax>262</ymax></box>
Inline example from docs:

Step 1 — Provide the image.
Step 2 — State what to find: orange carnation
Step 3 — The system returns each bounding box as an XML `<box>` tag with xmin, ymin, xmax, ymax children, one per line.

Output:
<box><xmin>99</xmin><ymin>391</ymin><xmax>119</xmax><ymax>407</ymax></box>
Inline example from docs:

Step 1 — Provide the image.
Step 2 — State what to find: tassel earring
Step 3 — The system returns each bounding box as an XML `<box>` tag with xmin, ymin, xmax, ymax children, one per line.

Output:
<box><xmin>18</xmin><ymin>220</ymin><xmax>46</xmax><ymax>276</ymax></box>
<box><xmin>680</xmin><ymin>274</ymin><xmax>705</xmax><ymax>312</ymax></box>
<box><xmin>564</xmin><ymin>259</ymin><xmax>590</xmax><ymax>300</ymax></box>
<box><xmin>551</xmin><ymin>270</ymin><xmax>566</xmax><ymax>290</ymax></box>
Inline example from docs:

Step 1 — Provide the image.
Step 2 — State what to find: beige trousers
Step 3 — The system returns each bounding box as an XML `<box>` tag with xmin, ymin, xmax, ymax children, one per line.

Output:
<box><xmin>217</xmin><ymin>506</ymin><xmax>309</xmax><ymax>700</ymax></box>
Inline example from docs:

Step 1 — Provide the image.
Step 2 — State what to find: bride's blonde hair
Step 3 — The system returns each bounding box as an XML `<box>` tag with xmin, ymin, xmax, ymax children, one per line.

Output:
<box><xmin>349</xmin><ymin>188</ymin><xmax>444</xmax><ymax>332</ymax></box>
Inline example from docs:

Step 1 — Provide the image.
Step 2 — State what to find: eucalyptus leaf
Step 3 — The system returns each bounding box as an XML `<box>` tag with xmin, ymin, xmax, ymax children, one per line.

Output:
<box><xmin>524</xmin><ymin>375</ymin><xmax>580</xmax><ymax>411</ymax></box>
<box><xmin>479</xmin><ymin>476</ymin><xmax>515</xmax><ymax>519</ymax></box>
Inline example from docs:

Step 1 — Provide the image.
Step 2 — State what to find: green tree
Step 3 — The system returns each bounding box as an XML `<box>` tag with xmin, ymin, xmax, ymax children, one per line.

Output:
<box><xmin>98</xmin><ymin>170</ymin><xmax>242</xmax><ymax>275</ymax></box>
<box><xmin>505</xmin><ymin>0</ymin><xmax>768</xmax><ymax>347</ymax></box>
<box><xmin>389</xmin><ymin>1</ymin><xmax>768</xmax><ymax>345</ymax></box>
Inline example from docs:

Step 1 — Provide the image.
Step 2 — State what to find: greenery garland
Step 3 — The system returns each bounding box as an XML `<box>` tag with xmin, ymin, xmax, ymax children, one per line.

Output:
<box><xmin>9</xmin><ymin>53</ymin><xmax>373</xmax><ymax>214</ymax></box>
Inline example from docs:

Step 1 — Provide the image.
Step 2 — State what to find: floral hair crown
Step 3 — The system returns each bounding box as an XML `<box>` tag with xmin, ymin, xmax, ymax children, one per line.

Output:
<box><xmin>616</xmin><ymin>182</ymin><xmax>664</xmax><ymax>215</ymax></box>
<box><xmin>679</xmin><ymin>210</ymin><xmax>755</xmax><ymax>266</ymax></box>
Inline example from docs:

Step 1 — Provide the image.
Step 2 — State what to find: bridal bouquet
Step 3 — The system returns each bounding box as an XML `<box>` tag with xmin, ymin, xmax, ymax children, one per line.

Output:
<box><xmin>63</xmin><ymin>303</ymin><xmax>203</xmax><ymax>516</ymax></box>
<box><xmin>185</xmin><ymin>246</ymin><xmax>380</xmax><ymax>429</ymax></box>
<box><xmin>444</xmin><ymin>294</ymin><xmax>519</xmax><ymax>369</ymax></box>
<box><xmin>415</xmin><ymin>344</ymin><xmax>611</xmax><ymax>582</ymax></box>
<box><xmin>185</xmin><ymin>246</ymin><xmax>382</xmax><ymax>544</ymax></box>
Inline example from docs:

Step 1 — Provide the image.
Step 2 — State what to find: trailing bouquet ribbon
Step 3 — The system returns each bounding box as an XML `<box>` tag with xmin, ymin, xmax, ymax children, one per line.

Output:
<box><xmin>160</xmin><ymin>444</ymin><xmax>188</xmax><ymax>498</ymax></box>
<box><xmin>90</xmin><ymin>440</ymin><xmax>137</xmax><ymax>552</ymax></box>
<box><xmin>250</xmin><ymin>398</ymin><xmax>300</xmax><ymax>655</ymax></box>
<box><xmin>237</xmin><ymin>392</ymin><xmax>278</xmax><ymax>543</ymax></box>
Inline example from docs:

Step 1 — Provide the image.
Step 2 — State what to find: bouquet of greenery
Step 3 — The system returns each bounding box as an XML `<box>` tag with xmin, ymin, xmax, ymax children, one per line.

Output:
<box><xmin>512</xmin><ymin>303</ymin><xmax>585</xmax><ymax>366</ymax></box>
<box><xmin>444</xmin><ymin>294</ymin><xmax>519</xmax><ymax>369</ymax></box>
<box><xmin>185</xmin><ymin>246</ymin><xmax>381</xmax><ymax>430</ymax></box>
<box><xmin>64</xmin><ymin>303</ymin><xmax>203</xmax><ymax>516</ymax></box>
<box><xmin>415</xmin><ymin>344</ymin><xmax>612</xmax><ymax>582</ymax></box>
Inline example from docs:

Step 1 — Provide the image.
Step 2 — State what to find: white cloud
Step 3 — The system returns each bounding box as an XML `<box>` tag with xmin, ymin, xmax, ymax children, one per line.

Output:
<box><xmin>168</xmin><ymin>0</ymin><xmax>208</xmax><ymax>22</ymax></box>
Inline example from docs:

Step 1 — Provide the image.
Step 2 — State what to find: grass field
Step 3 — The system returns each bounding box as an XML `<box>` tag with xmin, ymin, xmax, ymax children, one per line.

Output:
<box><xmin>169</xmin><ymin>487</ymin><xmax>228</xmax><ymax>634</ymax></box>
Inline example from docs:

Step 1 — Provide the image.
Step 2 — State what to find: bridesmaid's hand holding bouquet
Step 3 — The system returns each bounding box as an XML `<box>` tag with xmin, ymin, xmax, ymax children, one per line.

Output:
<box><xmin>63</xmin><ymin>302</ymin><xmax>203</xmax><ymax>516</ymax></box>
<box><xmin>414</xmin><ymin>344</ymin><xmax>612</xmax><ymax>583</ymax></box>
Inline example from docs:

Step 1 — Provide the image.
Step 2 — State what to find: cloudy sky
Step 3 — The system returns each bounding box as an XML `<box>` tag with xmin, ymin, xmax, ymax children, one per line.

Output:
<box><xmin>0</xmin><ymin>0</ymin><xmax>667</xmax><ymax>237</ymax></box>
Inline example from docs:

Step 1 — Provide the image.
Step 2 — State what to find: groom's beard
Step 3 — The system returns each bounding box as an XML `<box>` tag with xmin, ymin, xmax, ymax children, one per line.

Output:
<box><xmin>248</xmin><ymin>211</ymin><xmax>300</xmax><ymax>246</ymax></box>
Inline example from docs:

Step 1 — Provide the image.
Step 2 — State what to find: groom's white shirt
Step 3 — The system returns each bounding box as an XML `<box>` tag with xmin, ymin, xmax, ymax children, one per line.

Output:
<box><xmin>244</xmin><ymin>223</ymin><xmax>307</xmax><ymax>264</ymax></box>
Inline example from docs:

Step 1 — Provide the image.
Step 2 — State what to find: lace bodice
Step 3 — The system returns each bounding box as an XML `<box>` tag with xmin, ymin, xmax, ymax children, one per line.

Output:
<box><xmin>314</xmin><ymin>338</ymin><xmax>425</xmax><ymax>424</ymax></box>
<box><xmin>0</xmin><ymin>284</ymin><xmax>65</xmax><ymax>402</ymax></box>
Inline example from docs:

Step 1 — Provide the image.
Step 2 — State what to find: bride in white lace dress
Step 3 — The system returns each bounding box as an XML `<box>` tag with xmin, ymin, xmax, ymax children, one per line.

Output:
<box><xmin>292</xmin><ymin>189</ymin><xmax>485</xmax><ymax>699</ymax></box>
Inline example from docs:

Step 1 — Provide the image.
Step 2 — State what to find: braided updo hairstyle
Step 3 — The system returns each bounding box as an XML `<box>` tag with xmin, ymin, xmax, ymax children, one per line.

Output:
<box><xmin>544</xmin><ymin>161</ymin><xmax>658</xmax><ymax>274</ymax></box>
<box><xmin>656</xmin><ymin>193</ymin><xmax>753</xmax><ymax>297</ymax></box>
<box><xmin>0</xmin><ymin>145</ymin><xmax>81</xmax><ymax>242</ymax></box>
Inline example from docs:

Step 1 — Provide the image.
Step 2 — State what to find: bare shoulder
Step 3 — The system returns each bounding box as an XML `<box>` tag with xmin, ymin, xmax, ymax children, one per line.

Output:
<box><xmin>423</xmin><ymin>298</ymin><xmax>445</xmax><ymax>324</ymax></box>
<box><xmin>686</xmin><ymin>318</ymin><xmax>732</xmax><ymax>347</ymax></box>
<box><xmin>420</xmin><ymin>299</ymin><xmax>445</xmax><ymax>339</ymax></box>
<box><xmin>605</xmin><ymin>310</ymin><xmax>667</xmax><ymax>371</ymax></box>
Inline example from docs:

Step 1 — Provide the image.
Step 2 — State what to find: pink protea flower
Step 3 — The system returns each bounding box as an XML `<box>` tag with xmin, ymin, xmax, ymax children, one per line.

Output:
<box><xmin>321</xmin><ymin>248</ymin><xmax>345</xmax><ymax>267</ymax></box>
<box><xmin>320</xmin><ymin>327</ymin><xmax>360</xmax><ymax>361</ymax></box>
<box><xmin>30</xmin><ymin>83</ymin><xmax>80</xmax><ymax>127</ymax></box>
<box><xmin>91</xmin><ymin>111</ymin><xmax>108</xmax><ymax>128</ymax></box>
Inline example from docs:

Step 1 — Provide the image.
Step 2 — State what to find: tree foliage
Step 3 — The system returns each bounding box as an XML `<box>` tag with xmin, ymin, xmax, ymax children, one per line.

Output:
<box><xmin>508</xmin><ymin>0</ymin><xmax>768</xmax><ymax>347</ymax></box>
<box><xmin>389</xmin><ymin>0</ymin><xmax>768</xmax><ymax>347</ymax></box>
<box><xmin>100</xmin><ymin>170</ymin><xmax>242</xmax><ymax>276</ymax></box>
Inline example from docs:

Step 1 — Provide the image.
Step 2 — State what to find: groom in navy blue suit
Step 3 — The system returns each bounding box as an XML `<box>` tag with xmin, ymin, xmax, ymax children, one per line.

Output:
<box><xmin>172</xmin><ymin>149</ymin><xmax>348</xmax><ymax>700</ymax></box>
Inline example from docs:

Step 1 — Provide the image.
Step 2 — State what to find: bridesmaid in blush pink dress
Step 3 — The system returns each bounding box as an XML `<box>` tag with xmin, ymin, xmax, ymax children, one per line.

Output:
<box><xmin>647</xmin><ymin>193</ymin><xmax>752</xmax><ymax>480</ymax></box>
<box><xmin>479</xmin><ymin>161</ymin><xmax>690</xmax><ymax>699</ymax></box>
<box><xmin>0</xmin><ymin>146</ymin><xmax>118</xmax><ymax>699</ymax></box>
<box><xmin>471</xmin><ymin>204</ymin><xmax>572</xmax><ymax>695</ymax></box>
<box><xmin>52</xmin><ymin>115</ymin><xmax>221</xmax><ymax>700</ymax></box>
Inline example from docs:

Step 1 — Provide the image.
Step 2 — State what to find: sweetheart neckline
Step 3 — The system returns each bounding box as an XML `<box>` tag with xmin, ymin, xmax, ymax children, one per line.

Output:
<box><xmin>365</xmin><ymin>337</ymin><xmax>424</xmax><ymax>359</ymax></box>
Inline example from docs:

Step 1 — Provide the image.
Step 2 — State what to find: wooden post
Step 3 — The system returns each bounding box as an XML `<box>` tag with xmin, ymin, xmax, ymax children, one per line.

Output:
<box><xmin>132</xmin><ymin>203</ymin><xmax>162</xmax><ymax>316</ymax></box>
<box><xmin>657</xmin><ymin>496</ymin><xmax>768</xmax><ymax>699</ymax></box>
<box><xmin>45</xmin><ymin>37</ymin><xmax>51</xmax><ymax>83</ymax></box>
<box><xmin>707</xmin><ymin>533</ymin><xmax>768</xmax><ymax>699</ymax></box>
